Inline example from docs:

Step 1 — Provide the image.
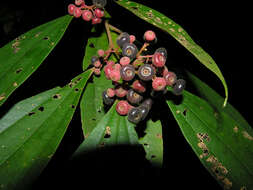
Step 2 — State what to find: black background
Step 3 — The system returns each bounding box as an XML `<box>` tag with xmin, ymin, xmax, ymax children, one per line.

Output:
<box><xmin>0</xmin><ymin>0</ymin><xmax>252</xmax><ymax>189</ymax></box>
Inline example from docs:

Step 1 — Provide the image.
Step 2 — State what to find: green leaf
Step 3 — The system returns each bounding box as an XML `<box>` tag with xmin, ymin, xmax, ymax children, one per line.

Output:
<box><xmin>80</xmin><ymin>29</ymin><xmax>118</xmax><ymax>137</ymax></box>
<box><xmin>0</xmin><ymin>15</ymin><xmax>73</xmax><ymax>107</ymax></box>
<box><xmin>139</xmin><ymin>120</ymin><xmax>163</xmax><ymax>167</ymax></box>
<box><xmin>115</xmin><ymin>0</ymin><xmax>228</xmax><ymax>107</ymax></box>
<box><xmin>167</xmin><ymin>90</ymin><xmax>253</xmax><ymax>190</ymax></box>
<box><xmin>74</xmin><ymin>102</ymin><xmax>139</xmax><ymax>157</ymax></box>
<box><xmin>0</xmin><ymin>69</ymin><xmax>93</xmax><ymax>190</ymax></box>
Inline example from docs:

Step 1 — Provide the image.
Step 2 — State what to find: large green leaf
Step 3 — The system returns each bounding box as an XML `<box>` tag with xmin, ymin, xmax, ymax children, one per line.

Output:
<box><xmin>0</xmin><ymin>15</ymin><xmax>73</xmax><ymax>107</ymax></box>
<box><xmin>0</xmin><ymin>69</ymin><xmax>93</xmax><ymax>190</ymax></box>
<box><xmin>115</xmin><ymin>0</ymin><xmax>228</xmax><ymax>107</ymax></box>
<box><xmin>139</xmin><ymin>120</ymin><xmax>163</xmax><ymax>167</ymax></box>
<box><xmin>167</xmin><ymin>90</ymin><xmax>253</xmax><ymax>190</ymax></box>
<box><xmin>74</xmin><ymin>102</ymin><xmax>139</xmax><ymax>157</ymax></box>
<box><xmin>80</xmin><ymin>29</ymin><xmax>118</xmax><ymax>137</ymax></box>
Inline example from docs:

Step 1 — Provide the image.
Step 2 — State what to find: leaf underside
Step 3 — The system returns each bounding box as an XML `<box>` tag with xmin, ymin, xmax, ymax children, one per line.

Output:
<box><xmin>0</xmin><ymin>15</ymin><xmax>73</xmax><ymax>107</ymax></box>
<box><xmin>0</xmin><ymin>69</ymin><xmax>93</xmax><ymax>190</ymax></box>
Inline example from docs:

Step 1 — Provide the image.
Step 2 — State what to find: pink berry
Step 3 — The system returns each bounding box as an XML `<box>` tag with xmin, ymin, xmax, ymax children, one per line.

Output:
<box><xmin>68</xmin><ymin>4</ymin><xmax>76</xmax><ymax>15</ymax></box>
<box><xmin>106</xmin><ymin>88</ymin><xmax>115</xmax><ymax>98</ymax></box>
<box><xmin>92</xmin><ymin>17</ymin><xmax>102</xmax><ymax>25</ymax></box>
<box><xmin>104</xmin><ymin>64</ymin><xmax>114</xmax><ymax>79</ymax></box>
<box><xmin>73</xmin><ymin>7</ymin><xmax>82</xmax><ymax>18</ymax></box>
<box><xmin>152</xmin><ymin>52</ymin><xmax>166</xmax><ymax>68</ymax></box>
<box><xmin>129</xmin><ymin>35</ymin><xmax>136</xmax><ymax>43</ymax></box>
<box><xmin>132</xmin><ymin>80</ymin><xmax>146</xmax><ymax>93</ymax></box>
<box><xmin>75</xmin><ymin>0</ymin><xmax>84</xmax><ymax>6</ymax></box>
<box><xmin>82</xmin><ymin>10</ymin><xmax>93</xmax><ymax>21</ymax></box>
<box><xmin>144</xmin><ymin>30</ymin><xmax>156</xmax><ymax>42</ymax></box>
<box><xmin>162</xmin><ymin>66</ymin><xmax>169</xmax><ymax>77</ymax></box>
<box><xmin>113</xmin><ymin>63</ymin><xmax>121</xmax><ymax>71</ymax></box>
<box><xmin>115</xmin><ymin>86</ymin><xmax>128</xmax><ymax>98</ymax></box>
<box><xmin>94</xmin><ymin>8</ymin><xmax>105</xmax><ymax>18</ymax></box>
<box><xmin>152</xmin><ymin>77</ymin><xmax>167</xmax><ymax>91</ymax></box>
<box><xmin>97</xmin><ymin>49</ymin><xmax>105</xmax><ymax>57</ymax></box>
<box><xmin>120</xmin><ymin>56</ymin><xmax>131</xmax><ymax>66</ymax></box>
<box><xmin>93</xmin><ymin>60</ymin><xmax>101</xmax><ymax>68</ymax></box>
<box><xmin>116</xmin><ymin>101</ymin><xmax>131</xmax><ymax>116</ymax></box>
<box><xmin>164</xmin><ymin>71</ymin><xmax>177</xmax><ymax>86</ymax></box>
<box><xmin>107</xmin><ymin>60</ymin><xmax>115</xmax><ymax>66</ymax></box>
<box><xmin>94</xmin><ymin>68</ymin><xmax>101</xmax><ymax>75</ymax></box>
<box><xmin>109</xmin><ymin>69</ymin><xmax>121</xmax><ymax>82</ymax></box>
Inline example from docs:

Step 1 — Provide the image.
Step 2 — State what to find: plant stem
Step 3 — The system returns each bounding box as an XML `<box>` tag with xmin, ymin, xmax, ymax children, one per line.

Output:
<box><xmin>136</xmin><ymin>42</ymin><xmax>149</xmax><ymax>58</ymax></box>
<box><xmin>105</xmin><ymin>20</ymin><xmax>114</xmax><ymax>49</ymax></box>
<box><xmin>108</xmin><ymin>24</ymin><xmax>122</xmax><ymax>34</ymax></box>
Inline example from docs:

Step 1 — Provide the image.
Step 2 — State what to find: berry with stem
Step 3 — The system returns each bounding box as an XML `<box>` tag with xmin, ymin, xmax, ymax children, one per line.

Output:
<box><xmin>164</xmin><ymin>71</ymin><xmax>177</xmax><ymax>86</ymax></box>
<box><xmin>127</xmin><ymin>89</ymin><xmax>143</xmax><ymax>105</ymax></box>
<box><xmin>116</xmin><ymin>100</ymin><xmax>131</xmax><ymax>115</ymax></box>
<box><xmin>152</xmin><ymin>52</ymin><xmax>166</xmax><ymax>68</ymax></box>
<box><xmin>144</xmin><ymin>30</ymin><xmax>156</xmax><ymax>42</ymax></box>
<box><xmin>116</xmin><ymin>32</ymin><xmax>130</xmax><ymax>48</ymax></box>
<box><xmin>68</xmin><ymin>4</ymin><xmax>76</xmax><ymax>15</ymax></box>
<box><xmin>94</xmin><ymin>8</ymin><xmax>105</xmax><ymax>18</ymax></box>
<box><xmin>106</xmin><ymin>88</ymin><xmax>115</xmax><ymax>98</ymax></box>
<box><xmin>152</xmin><ymin>77</ymin><xmax>167</xmax><ymax>91</ymax></box>
<box><xmin>122</xmin><ymin>43</ymin><xmax>138</xmax><ymax>59</ymax></box>
<box><xmin>75</xmin><ymin>0</ymin><xmax>84</xmax><ymax>6</ymax></box>
<box><xmin>120</xmin><ymin>56</ymin><xmax>131</xmax><ymax>66</ymax></box>
<box><xmin>73</xmin><ymin>7</ymin><xmax>82</xmax><ymax>18</ymax></box>
<box><xmin>138</xmin><ymin>64</ymin><xmax>155</xmax><ymax>81</ymax></box>
<box><xmin>120</xmin><ymin>65</ymin><xmax>135</xmax><ymax>81</ymax></box>
<box><xmin>173</xmin><ymin>79</ymin><xmax>186</xmax><ymax>95</ymax></box>
<box><xmin>115</xmin><ymin>85</ymin><xmax>128</xmax><ymax>98</ymax></box>
<box><xmin>102</xmin><ymin>90</ymin><xmax>115</xmax><ymax>106</ymax></box>
<box><xmin>92</xmin><ymin>17</ymin><xmax>102</xmax><ymax>25</ymax></box>
<box><xmin>155</xmin><ymin>47</ymin><xmax>168</xmax><ymax>59</ymax></box>
<box><xmin>82</xmin><ymin>10</ymin><xmax>93</xmax><ymax>21</ymax></box>
<box><xmin>132</xmin><ymin>80</ymin><xmax>146</xmax><ymax>93</ymax></box>
<box><xmin>127</xmin><ymin>107</ymin><xmax>142</xmax><ymax>124</ymax></box>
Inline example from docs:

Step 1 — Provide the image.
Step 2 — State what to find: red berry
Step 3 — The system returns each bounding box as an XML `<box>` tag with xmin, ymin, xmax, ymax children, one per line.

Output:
<box><xmin>94</xmin><ymin>68</ymin><xmax>101</xmax><ymax>75</ymax></box>
<box><xmin>162</xmin><ymin>66</ymin><xmax>169</xmax><ymax>77</ymax></box>
<box><xmin>129</xmin><ymin>35</ymin><xmax>136</xmax><ymax>43</ymax></box>
<box><xmin>115</xmin><ymin>86</ymin><xmax>128</xmax><ymax>98</ymax></box>
<box><xmin>68</xmin><ymin>4</ymin><xmax>76</xmax><ymax>15</ymax></box>
<box><xmin>82</xmin><ymin>10</ymin><xmax>93</xmax><ymax>21</ymax></box>
<box><xmin>120</xmin><ymin>56</ymin><xmax>131</xmax><ymax>66</ymax></box>
<box><xmin>109</xmin><ymin>69</ymin><xmax>121</xmax><ymax>82</ymax></box>
<box><xmin>94</xmin><ymin>8</ymin><xmax>105</xmax><ymax>18</ymax></box>
<box><xmin>113</xmin><ymin>63</ymin><xmax>121</xmax><ymax>71</ymax></box>
<box><xmin>104</xmin><ymin>64</ymin><xmax>114</xmax><ymax>79</ymax></box>
<box><xmin>164</xmin><ymin>71</ymin><xmax>177</xmax><ymax>86</ymax></box>
<box><xmin>152</xmin><ymin>52</ymin><xmax>166</xmax><ymax>68</ymax></box>
<box><xmin>120</xmin><ymin>65</ymin><xmax>135</xmax><ymax>81</ymax></box>
<box><xmin>116</xmin><ymin>100</ymin><xmax>131</xmax><ymax>116</ymax></box>
<box><xmin>73</xmin><ymin>7</ymin><xmax>82</xmax><ymax>18</ymax></box>
<box><xmin>106</xmin><ymin>88</ymin><xmax>115</xmax><ymax>98</ymax></box>
<box><xmin>93</xmin><ymin>60</ymin><xmax>101</xmax><ymax>68</ymax></box>
<box><xmin>75</xmin><ymin>0</ymin><xmax>84</xmax><ymax>6</ymax></box>
<box><xmin>132</xmin><ymin>80</ymin><xmax>146</xmax><ymax>93</ymax></box>
<box><xmin>152</xmin><ymin>77</ymin><xmax>167</xmax><ymax>91</ymax></box>
<box><xmin>144</xmin><ymin>30</ymin><xmax>156</xmax><ymax>42</ymax></box>
<box><xmin>97</xmin><ymin>49</ymin><xmax>105</xmax><ymax>57</ymax></box>
<box><xmin>92</xmin><ymin>17</ymin><xmax>102</xmax><ymax>25</ymax></box>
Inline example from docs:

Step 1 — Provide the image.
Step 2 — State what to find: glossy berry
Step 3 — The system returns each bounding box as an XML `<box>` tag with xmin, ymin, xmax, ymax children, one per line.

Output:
<box><xmin>120</xmin><ymin>65</ymin><xmax>135</xmax><ymax>81</ymax></box>
<box><xmin>132</xmin><ymin>80</ymin><xmax>146</xmax><ymax>93</ymax></box>
<box><xmin>116</xmin><ymin>101</ymin><xmax>131</xmax><ymax>116</ymax></box>
<box><xmin>122</xmin><ymin>43</ymin><xmax>138</xmax><ymax>59</ymax></box>
<box><xmin>113</xmin><ymin>63</ymin><xmax>121</xmax><ymax>71</ymax></box>
<box><xmin>138</xmin><ymin>105</ymin><xmax>149</xmax><ymax>121</ymax></box>
<box><xmin>120</xmin><ymin>56</ymin><xmax>131</xmax><ymax>66</ymax></box>
<box><xmin>129</xmin><ymin>35</ymin><xmax>136</xmax><ymax>43</ymax></box>
<box><xmin>173</xmin><ymin>79</ymin><xmax>186</xmax><ymax>95</ymax></box>
<box><xmin>94</xmin><ymin>8</ymin><xmax>104</xmax><ymax>18</ymax></box>
<box><xmin>104</xmin><ymin>64</ymin><xmax>114</xmax><ymax>79</ymax></box>
<box><xmin>115</xmin><ymin>86</ymin><xmax>128</xmax><ymax>98</ymax></box>
<box><xmin>102</xmin><ymin>90</ymin><xmax>114</xmax><ymax>106</ymax></box>
<box><xmin>127</xmin><ymin>89</ymin><xmax>143</xmax><ymax>105</ymax></box>
<box><xmin>164</xmin><ymin>71</ymin><xmax>177</xmax><ymax>86</ymax></box>
<box><xmin>97</xmin><ymin>49</ymin><xmax>105</xmax><ymax>57</ymax></box>
<box><xmin>94</xmin><ymin>68</ymin><xmax>101</xmax><ymax>75</ymax></box>
<box><xmin>75</xmin><ymin>0</ymin><xmax>84</xmax><ymax>6</ymax></box>
<box><xmin>93</xmin><ymin>60</ymin><xmax>101</xmax><ymax>68</ymax></box>
<box><xmin>155</xmin><ymin>47</ymin><xmax>168</xmax><ymax>59</ymax></box>
<box><xmin>91</xmin><ymin>56</ymin><xmax>99</xmax><ymax>64</ymax></box>
<box><xmin>109</xmin><ymin>69</ymin><xmax>121</xmax><ymax>82</ymax></box>
<box><xmin>116</xmin><ymin>32</ymin><xmax>130</xmax><ymax>48</ymax></box>
<box><xmin>106</xmin><ymin>88</ymin><xmax>115</xmax><ymax>98</ymax></box>
<box><xmin>152</xmin><ymin>52</ymin><xmax>166</xmax><ymax>68</ymax></box>
<box><xmin>127</xmin><ymin>107</ymin><xmax>142</xmax><ymax>124</ymax></box>
<box><xmin>92</xmin><ymin>17</ymin><xmax>102</xmax><ymax>25</ymax></box>
<box><xmin>68</xmin><ymin>4</ymin><xmax>76</xmax><ymax>15</ymax></box>
<box><xmin>82</xmin><ymin>10</ymin><xmax>93</xmax><ymax>21</ymax></box>
<box><xmin>138</xmin><ymin>64</ymin><xmax>155</xmax><ymax>81</ymax></box>
<box><xmin>92</xmin><ymin>0</ymin><xmax>107</xmax><ymax>8</ymax></box>
<box><xmin>141</xmin><ymin>98</ymin><xmax>153</xmax><ymax>111</ymax></box>
<box><xmin>162</xmin><ymin>66</ymin><xmax>169</xmax><ymax>77</ymax></box>
<box><xmin>73</xmin><ymin>7</ymin><xmax>82</xmax><ymax>18</ymax></box>
<box><xmin>152</xmin><ymin>77</ymin><xmax>167</xmax><ymax>91</ymax></box>
<box><xmin>144</xmin><ymin>30</ymin><xmax>156</xmax><ymax>42</ymax></box>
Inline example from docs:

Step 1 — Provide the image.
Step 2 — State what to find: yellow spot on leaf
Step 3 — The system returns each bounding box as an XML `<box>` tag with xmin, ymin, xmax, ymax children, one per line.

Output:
<box><xmin>242</xmin><ymin>131</ymin><xmax>253</xmax><ymax>141</ymax></box>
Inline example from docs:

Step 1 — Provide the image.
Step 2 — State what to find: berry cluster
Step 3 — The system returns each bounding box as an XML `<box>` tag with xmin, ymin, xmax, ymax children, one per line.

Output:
<box><xmin>92</xmin><ymin>30</ymin><xmax>186</xmax><ymax>124</ymax></box>
<box><xmin>68</xmin><ymin>0</ymin><xmax>107</xmax><ymax>24</ymax></box>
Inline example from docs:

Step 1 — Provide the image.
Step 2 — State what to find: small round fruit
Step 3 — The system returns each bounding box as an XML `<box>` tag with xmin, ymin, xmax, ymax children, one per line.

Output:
<box><xmin>120</xmin><ymin>56</ymin><xmax>131</xmax><ymax>66</ymax></box>
<box><xmin>116</xmin><ymin>101</ymin><xmax>131</xmax><ymax>116</ymax></box>
<box><xmin>122</xmin><ymin>43</ymin><xmax>138</xmax><ymax>59</ymax></box>
<box><xmin>128</xmin><ymin>107</ymin><xmax>142</xmax><ymax>124</ymax></box>
<box><xmin>138</xmin><ymin>64</ymin><xmax>155</xmax><ymax>81</ymax></box>
<box><xmin>164</xmin><ymin>71</ymin><xmax>177</xmax><ymax>86</ymax></box>
<box><xmin>115</xmin><ymin>86</ymin><xmax>128</xmax><ymax>98</ymax></box>
<box><xmin>68</xmin><ymin>4</ymin><xmax>76</xmax><ymax>15</ymax></box>
<box><xmin>94</xmin><ymin>68</ymin><xmax>101</xmax><ymax>75</ymax></box>
<box><xmin>141</xmin><ymin>98</ymin><xmax>153</xmax><ymax>111</ymax></box>
<box><xmin>102</xmin><ymin>90</ymin><xmax>115</xmax><ymax>106</ymax></box>
<box><xmin>75</xmin><ymin>0</ymin><xmax>84</xmax><ymax>6</ymax></box>
<box><xmin>127</xmin><ymin>89</ymin><xmax>143</xmax><ymax>105</ymax></box>
<box><xmin>82</xmin><ymin>10</ymin><xmax>93</xmax><ymax>21</ymax></box>
<box><xmin>129</xmin><ymin>35</ymin><xmax>136</xmax><ymax>43</ymax></box>
<box><xmin>92</xmin><ymin>17</ymin><xmax>102</xmax><ymax>24</ymax></box>
<box><xmin>93</xmin><ymin>60</ymin><xmax>101</xmax><ymax>68</ymax></box>
<box><xmin>138</xmin><ymin>105</ymin><xmax>149</xmax><ymax>121</ymax></box>
<box><xmin>120</xmin><ymin>65</ymin><xmax>135</xmax><ymax>81</ymax></box>
<box><xmin>106</xmin><ymin>88</ymin><xmax>115</xmax><ymax>98</ymax></box>
<box><xmin>97</xmin><ymin>49</ymin><xmax>105</xmax><ymax>57</ymax></box>
<box><xmin>152</xmin><ymin>77</ymin><xmax>167</xmax><ymax>91</ymax></box>
<box><xmin>73</xmin><ymin>7</ymin><xmax>82</xmax><ymax>18</ymax></box>
<box><xmin>132</xmin><ymin>80</ymin><xmax>146</xmax><ymax>93</ymax></box>
<box><xmin>104</xmin><ymin>64</ymin><xmax>113</xmax><ymax>79</ymax></box>
<box><xmin>155</xmin><ymin>47</ymin><xmax>168</xmax><ymax>59</ymax></box>
<box><xmin>173</xmin><ymin>79</ymin><xmax>186</xmax><ymax>95</ymax></box>
<box><xmin>94</xmin><ymin>8</ymin><xmax>105</xmax><ymax>18</ymax></box>
<box><xmin>109</xmin><ymin>69</ymin><xmax>121</xmax><ymax>82</ymax></box>
<box><xmin>92</xmin><ymin>0</ymin><xmax>107</xmax><ymax>8</ymax></box>
<box><xmin>91</xmin><ymin>56</ymin><xmax>99</xmax><ymax>64</ymax></box>
<box><xmin>152</xmin><ymin>52</ymin><xmax>166</xmax><ymax>68</ymax></box>
<box><xmin>143</xmin><ymin>30</ymin><xmax>156</xmax><ymax>42</ymax></box>
<box><xmin>116</xmin><ymin>32</ymin><xmax>130</xmax><ymax>48</ymax></box>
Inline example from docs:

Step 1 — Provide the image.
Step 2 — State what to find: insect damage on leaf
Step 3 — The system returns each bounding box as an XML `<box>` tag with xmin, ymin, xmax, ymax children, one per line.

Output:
<box><xmin>242</xmin><ymin>131</ymin><xmax>253</xmax><ymax>141</ymax></box>
<box><xmin>197</xmin><ymin>133</ymin><xmax>210</xmax><ymax>159</ymax></box>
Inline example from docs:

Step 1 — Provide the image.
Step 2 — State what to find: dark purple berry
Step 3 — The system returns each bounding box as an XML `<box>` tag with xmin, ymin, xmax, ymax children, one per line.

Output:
<box><xmin>122</xmin><ymin>43</ymin><xmax>138</xmax><ymax>59</ymax></box>
<box><xmin>141</xmin><ymin>98</ymin><xmax>153</xmax><ymax>111</ymax></box>
<box><xmin>155</xmin><ymin>47</ymin><xmax>167</xmax><ymax>59</ymax></box>
<box><xmin>127</xmin><ymin>107</ymin><xmax>142</xmax><ymax>124</ymax></box>
<box><xmin>138</xmin><ymin>64</ymin><xmax>155</xmax><ymax>81</ymax></box>
<box><xmin>127</xmin><ymin>89</ymin><xmax>143</xmax><ymax>105</ymax></box>
<box><xmin>117</xmin><ymin>32</ymin><xmax>130</xmax><ymax>48</ymax></box>
<box><xmin>120</xmin><ymin>65</ymin><xmax>135</xmax><ymax>81</ymax></box>
<box><xmin>102</xmin><ymin>90</ymin><xmax>115</xmax><ymax>105</ymax></box>
<box><xmin>173</xmin><ymin>79</ymin><xmax>186</xmax><ymax>95</ymax></box>
<box><xmin>92</xmin><ymin>0</ymin><xmax>107</xmax><ymax>8</ymax></box>
<box><xmin>138</xmin><ymin>105</ymin><xmax>149</xmax><ymax>121</ymax></box>
<box><xmin>91</xmin><ymin>56</ymin><xmax>99</xmax><ymax>64</ymax></box>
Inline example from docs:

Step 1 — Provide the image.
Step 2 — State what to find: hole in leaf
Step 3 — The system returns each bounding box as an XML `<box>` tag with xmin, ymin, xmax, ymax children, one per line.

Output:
<box><xmin>89</xmin><ymin>43</ymin><xmax>95</xmax><ymax>48</ymax></box>
<box><xmin>71</xmin><ymin>105</ymin><xmax>75</xmax><ymax>109</ymax></box>
<box><xmin>183</xmin><ymin>109</ymin><xmax>187</xmax><ymax>116</ymax></box>
<box><xmin>131</xmin><ymin>6</ymin><xmax>138</xmax><ymax>10</ymax></box>
<box><xmin>92</xmin><ymin>118</ymin><xmax>96</xmax><ymax>121</ymax></box>
<box><xmin>28</xmin><ymin>112</ymin><xmax>35</xmax><ymax>116</ymax></box>
<box><xmin>77</xmin><ymin>77</ymin><xmax>82</xmax><ymax>81</ymax></box>
<box><xmin>143</xmin><ymin>143</ymin><xmax>149</xmax><ymax>146</ymax></box>
<box><xmin>53</xmin><ymin>94</ymin><xmax>61</xmax><ymax>99</ymax></box>
<box><xmin>75</xmin><ymin>88</ymin><xmax>79</xmax><ymax>92</ymax></box>
<box><xmin>38</xmin><ymin>106</ymin><xmax>44</xmax><ymax>112</ymax></box>
<box><xmin>151</xmin><ymin>155</ymin><xmax>156</xmax><ymax>159</ymax></box>
<box><xmin>43</xmin><ymin>36</ymin><xmax>49</xmax><ymax>40</ymax></box>
<box><xmin>16</xmin><ymin>68</ymin><xmax>23</xmax><ymax>74</ymax></box>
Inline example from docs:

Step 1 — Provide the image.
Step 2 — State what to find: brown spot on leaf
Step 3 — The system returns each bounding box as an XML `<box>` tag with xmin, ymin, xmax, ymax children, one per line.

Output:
<box><xmin>242</xmin><ymin>131</ymin><xmax>253</xmax><ymax>141</ymax></box>
<box><xmin>104</xmin><ymin>126</ymin><xmax>111</xmax><ymax>138</ymax></box>
<box><xmin>197</xmin><ymin>133</ymin><xmax>210</xmax><ymax>159</ymax></box>
<box><xmin>35</xmin><ymin>32</ymin><xmax>41</xmax><ymax>37</ymax></box>
<box><xmin>0</xmin><ymin>94</ymin><xmax>5</xmax><ymax>101</ymax></box>
<box><xmin>28</xmin><ymin>112</ymin><xmax>35</xmax><ymax>116</ymax></box>
<box><xmin>89</xmin><ymin>43</ymin><xmax>95</xmax><ymax>48</ymax></box>
<box><xmin>156</xmin><ymin>134</ymin><xmax>162</xmax><ymax>139</ymax></box>
<box><xmin>13</xmin><ymin>82</ymin><xmax>18</xmax><ymax>87</ymax></box>
<box><xmin>222</xmin><ymin>178</ymin><xmax>232</xmax><ymax>190</ymax></box>
<box><xmin>16</xmin><ymin>68</ymin><xmax>23</xmax><ymax>74</ymax></box>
